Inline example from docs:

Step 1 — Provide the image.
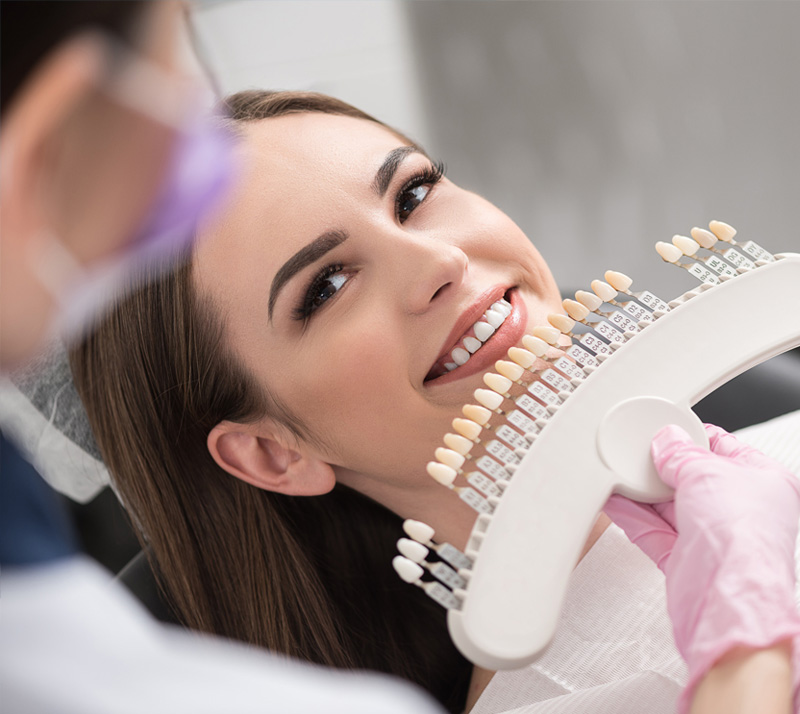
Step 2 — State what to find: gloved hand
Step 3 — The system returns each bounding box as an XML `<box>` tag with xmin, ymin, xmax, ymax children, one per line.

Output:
<box><xmin>604</xmin><ymin>423</ymin><xmax>800</xmax><ymax>712</ymax></box>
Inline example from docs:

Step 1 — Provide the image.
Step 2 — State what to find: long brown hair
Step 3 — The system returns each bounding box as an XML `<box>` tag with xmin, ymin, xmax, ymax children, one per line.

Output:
<box><xmin>70</xmin><ymin>90</ymin><xmax>471</xmax><ymax>712</ymax></box>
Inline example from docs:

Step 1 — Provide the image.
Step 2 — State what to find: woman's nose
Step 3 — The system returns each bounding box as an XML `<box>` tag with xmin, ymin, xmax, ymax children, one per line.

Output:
<box><xmin>397</xmin><ymin>238</ymin><xmax>469</xmax><ymax>315</ymax></box>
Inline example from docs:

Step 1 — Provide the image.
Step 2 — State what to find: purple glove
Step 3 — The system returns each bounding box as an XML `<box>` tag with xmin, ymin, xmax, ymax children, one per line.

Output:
<box><xmin>605</xmin><ymin>424</ymin><xmax>800</xmax><ymax>712</ymax></box>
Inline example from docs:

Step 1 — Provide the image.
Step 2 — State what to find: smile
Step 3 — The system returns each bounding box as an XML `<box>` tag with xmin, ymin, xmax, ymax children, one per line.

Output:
<box><xmin>425</xmin><ymin>291</ymin><xmax>525</xmax><ymax>384</ymax></box>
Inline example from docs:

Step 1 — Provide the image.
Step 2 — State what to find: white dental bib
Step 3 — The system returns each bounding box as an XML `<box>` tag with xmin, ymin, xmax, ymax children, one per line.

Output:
<box><xmin>472</xmin><ymin>409</ymin><xmax>800</xmax><ymax>714</ymax></box>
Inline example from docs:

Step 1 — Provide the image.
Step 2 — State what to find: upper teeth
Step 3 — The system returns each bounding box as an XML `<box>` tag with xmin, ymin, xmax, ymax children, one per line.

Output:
<box><xmin>445</xmin><ymin>298</ymin><xmax>512</xmax><ymax>371</ymax></box>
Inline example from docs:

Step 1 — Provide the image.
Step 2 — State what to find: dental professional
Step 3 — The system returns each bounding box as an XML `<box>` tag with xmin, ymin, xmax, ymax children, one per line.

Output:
<box><xmin>0</xmin><ymin>3</ymin><xmax>441</xmax><ymax>713</ymax></box>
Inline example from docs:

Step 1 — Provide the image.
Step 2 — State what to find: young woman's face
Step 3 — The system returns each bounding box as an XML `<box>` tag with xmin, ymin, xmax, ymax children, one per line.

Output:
<box><xmin>194</xmin><ymin>112</ymin><xmax>562</xmax><ymax>493</ymax></box>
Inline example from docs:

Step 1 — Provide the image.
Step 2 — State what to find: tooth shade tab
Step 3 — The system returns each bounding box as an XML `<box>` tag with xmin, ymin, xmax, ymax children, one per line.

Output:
<box><xmin>444</xmin><ymin>432</ymin><xmax>473</xmax><ymax>454</ymax></box>
<box><xmin>435</xmin><ymin>447</ymin><xmax>466</xmax><ymax>470</ymax></box>
<box><xmin>393</xmin><ymin>555</ymin><xmax>424</xmax><ymax>583</ymax></box>
<box><xmin>507</xmin><ymin>346</ymin><xmax>536</xmax><ymax>369</ymax></box>
<box><xmin>495</xmin><ymin>360</ymin><xmax>525</xmax><ymax>381</ymax></box>
<box><xmin>691</xmin><ymin>227</ymin><xmax>718</xmax><ymax>249</ymax></box>
<box><xmin>575</xmin><ymin>290</ymin><xmax>603</xmax><ymax>311</ymax></box>
<box><xmin>590</xmin><ymin>280</ymin><xmax>618</xmax><ymax>302</ymax></box>
<box><xmin>463</xmin><ymin>336</ymin><xmax>482</xmax><ymax>354</ymax></box>
<box><xmin>484</xmin><ymin>372</ymin><xmax>513</xmax><ymax>394</ymax></box>
<box><xmin>672</xmin><ymin>234</ymin><xmax>700</xmax><ymax>256</ymax></box>
<box><xmin>709</xmin><ymin>220</ymin><xmax>737</xmax><ymax>242</ymax></box>
<box><xmin>562</xmin><ymin>299</ymin><xmax>589</xmax><ymax>321</ymax></box>
<box><xmin>463</xmin><ymin>403</ymin><xmax>492</xmax><ymax>425</ymax></box>
<box><xmin>548</xmin><ymin>313</ymin><xmax>575</xmax><ymax>333</ymax></box>
<box><xmin>521</xmin><ymin>334</ymin><xmax>549</xmax><ymax>357</ymax></box>
<box><xmin>397</xmin><ymin>538</ymin><xmax>429</xmax><ymax>563</ymax></box>
<box><xmin>531</xmin><ymin>325</ymin><xmax>561</xmax><ymax>345</ymax></box>
<box><xmin>474</xmin><ymin>388</ymin><xmax>505</xmax><ymax>411</ymax></box>
<box><xmin>403</xmin><ymin>519</ymin><xmax>434</xmax><ymax>544</ymax></box>
<box><xmin>451</xmin><ymin>347</ymin><xmax>470</xmax><ymax>365</ymax></box>
<box><xmin>453</xmin><ymin>418</ymin><xmax>483</xmax><ymax>441</ymax></box>
<box><xmin>605</xmin><ymin>270</ymin><xmax>633</xmax><ymax>291</ymax></box>
<box><xmin>484</xmin><ymin>309</ymin><xmax>505</xmax><ymax>328</ymax></box>
<box><xmin>473</xmin><ymin>321</ymin><xmax>495</xmax><ymax>342</ymax></box>
<box><xmin>427</xmin><ymin>461</ymin><xmax>457</xmax><ymax>486</ymax></box>
<box><xmin>655</xmin><ymin>241</ymin><xmax>683</xmax><ymax>263</ymax></box>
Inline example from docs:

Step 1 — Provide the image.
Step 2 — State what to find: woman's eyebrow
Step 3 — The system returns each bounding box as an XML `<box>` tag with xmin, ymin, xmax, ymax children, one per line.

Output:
<box><xmin>268</xmin><ymin>229</ymin><xmax>349</xmax><ymax>321</ymax></box>
<box><xmin>373</xmin><ymin>146</ymin><xmax>421</xmax><ymax>197</ymax></box>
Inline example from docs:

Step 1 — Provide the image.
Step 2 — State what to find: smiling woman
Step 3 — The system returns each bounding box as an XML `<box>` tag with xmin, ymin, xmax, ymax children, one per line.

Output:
<box><xmin>69</xmin><ymin>89</ymin><xmax>572</xmax><ymax>712</ymax></box>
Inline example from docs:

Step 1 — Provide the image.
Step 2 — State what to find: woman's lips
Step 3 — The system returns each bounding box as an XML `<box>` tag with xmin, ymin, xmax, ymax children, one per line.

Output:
<box><xmin>424</xmin><ymin>288</ymin><xmax>528</xmax><ymax>386</ymax></box>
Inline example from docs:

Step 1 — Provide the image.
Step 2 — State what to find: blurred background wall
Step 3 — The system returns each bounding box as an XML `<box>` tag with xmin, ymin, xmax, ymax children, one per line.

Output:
<box><xmin>190</xmin><ymin>0</ymin><xmax>800</xmax><ymax>297</ymax></box>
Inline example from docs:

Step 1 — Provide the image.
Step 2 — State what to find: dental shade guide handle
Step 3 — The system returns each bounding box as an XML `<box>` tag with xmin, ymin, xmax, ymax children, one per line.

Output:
<box><xmin>447</xmin><ymin>254</ymin><xmax>800</xmax><ymax>671</ymax></box>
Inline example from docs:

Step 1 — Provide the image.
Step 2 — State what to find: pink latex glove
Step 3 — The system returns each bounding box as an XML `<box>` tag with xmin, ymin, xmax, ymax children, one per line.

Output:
<box><xmin>604</xmin><ymin>423</ymin><xmax>800</xmax><ymax>713</ymax></box>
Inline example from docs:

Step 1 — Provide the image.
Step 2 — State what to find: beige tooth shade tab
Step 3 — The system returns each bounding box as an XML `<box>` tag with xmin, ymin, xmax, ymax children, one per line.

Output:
<box><xmin>709</xmin><ymin>220</ymin><xmax>737</xmax><ymax>242</ymax></box>
<box><xmin>427</xmin><ymin>461</ymin><xmax>457</xmax><ymax>486</ymax></box>
<box><xmin>590</xmin><ymin>280</ymin><xmax>617</xmax><ymax>302</ymax></box>
<box><xmin>575</xmin><ymin>290</ymin><xmax>603</xmax><ymax>311</ymax></box>
<box><xmin>507</xmin><ymin>346</ymin><xmax>536</xmax><ymax>369</ymax></box>
<box><xmin>495</xmin><ymin>360</ymin><xmax>524</xmax><ymax>382</ymax></box>
<box><xmin>443</xmin><ymin>432</ymin><xmax>473</xmax><ymax>455</ymax></box>
<box><xmin>604</xmin><ymin>270</ymin><xmax>633</xmax><ymax>291</ymax></box>
<box><xmin>690</xmin><ymin>227</ymin><xmax>718</xmax><ymax>250</ymax></box>
<box><xmin>474</xmin><ymin>388</ymin><xmax>504</xmax><ymax>411</ymax></box>
<box><xmin>672</xmin><ymin>234</ymin><xmax>700</xmax><ymax>256</ymax></box>
<box><xmin>562</xmin><ymin>299</ymin><xmax>589</xmax><ymax>321</ymax></box>
<box><xmin>655</xmin><ymin>241</ymin><xmax>683</xmax><ymax>263</ymax></box>
<box><xmin>462</xmin><ymin>403</ymin><xmax>492</xmax><ymax>425</ymax></box>
<box><xmin>521</xmin><ymin>334</ymin><xmax>550</xmax><ymax>356</ymax></box>
<box><xmin>435</xmin><ymin>447</ymin><xmax>465</xmax><ymax>470</ymax></box>
<box><xmin>531</xmin><ymin>325</ymin><xmax>561</xmax><ymax>345</ymax></box>
<box><xmin>548</xmin><ymin>313</ymin><xmax>575</xmax><ymax>334</ymax></box>
<box><xmin>453</xmin><ymin>417</ymin><xmax>483</xmax><ymax>441</ymax></box>
<box><xmin>484</xmin><ymin>372</ymin><xmax>513</xmax><ymax>395</ymax></box>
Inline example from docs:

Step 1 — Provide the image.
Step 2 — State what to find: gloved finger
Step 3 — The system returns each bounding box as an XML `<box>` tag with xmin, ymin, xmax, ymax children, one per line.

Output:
<box><xmin>604</xmin><ymin>494</ymin><xmax>676</xmax><ymax>571</ymax></box>
<box><xmin>705</xmin><ymin>423</ymin><xmax>792</xmax><ymax>470</ymax></box>
<box><xmin>651</xmin><ymin>424</ymin><xmax>714</xmax><ymax>488</ymax></box>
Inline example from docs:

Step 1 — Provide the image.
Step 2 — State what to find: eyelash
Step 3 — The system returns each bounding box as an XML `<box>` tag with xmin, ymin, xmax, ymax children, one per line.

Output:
<box><xmin>293</xmin><ymin>159</ymin><xmax>447</xmax><ymax>323</ymax></box>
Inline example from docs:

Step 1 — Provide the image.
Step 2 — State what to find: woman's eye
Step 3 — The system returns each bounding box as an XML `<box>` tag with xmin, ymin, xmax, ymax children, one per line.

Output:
<box><xmin>397</xmin><ymin>184</ymin><xmax>431</xmax><ymax>223</ymax></box>
<box><xmin>294</xmin><ymin>266</ymin><xmax>349</xmax><ymax>322</ymax></box>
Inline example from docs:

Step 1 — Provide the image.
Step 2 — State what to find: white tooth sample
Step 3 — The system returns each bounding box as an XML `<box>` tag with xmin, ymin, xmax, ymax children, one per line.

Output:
<box><xmin>655</xmin><ymin>241</ymin><xmax>683</xmax><ymax>263</ymax></box>
<box><xmin>672</xmin><ymin>234</ymin><xmax>700</xmax><ymax>256</ymax></box>
<box><xmin>484</xmin><ymin>372</ymin><xmax>513</xmax><ymax>394</ymax></box>
<box><xmin>575</xmin><ymin>290</ymin><xmax>603</xmax><ymax>311</ymax></box>
<box><xmin>548</xmin><ymin>314</ymin><xmax>575</xmax><ymax>334</ymax></box>
<box><xmin>507</xmin><ymin>346</ymin><xmax>535</xmax><ymax>369</ymax></box>
<box><xmin>393</xmin><ymin>555</ymin><xmax>424</xmax><ymax>583</ymax></box>
<box><xmin>709</xmin><ymin>220</ymin><xmax>737</xmax><ymax>242</ymax></box>
<box><xmin>436</xmin><ymin>447</ymin><xmax>466</xmax><ymax>470</ymax></box>
<box><xmin>453</xmin><ymin>417</ymin><xmax>482</xmax><ymax>441</ymax></box>
<box><xmin>444</xmin><ymin>432</ymin><xmax>474</xmax><ymax>455</ymax></box>
<box><xmin>532</xmin><ymin>325</ymin><xmax>561</xmax><ymax>345</ymax></box>
<box><xmin>462</xmin><ymin>404</ymin><xmax>492</xmax><ymax>425</ymax></box>
<box><xmin>463</xmin><ymin>336</ymin><xmax>482</xmax><ymax>354</ymax></box>
<box><xmin>691</xmin><ymin>227</ymin><xmax>718</xmax><ymax>250</ymax></box>
<box><xmin>495</xmin><ymin>360</ymin><xmax>524</xmax><ymax>381</ymax></box>
<box><xmin>492</xmin><ymin>300</ymin><xmax>512</xmax><ymax>317</ymax></box>
<box><xmin>444</xmin><ymin>362</ymin><xmax>458</xmax><ymax>372</ymax></box>
<box><xmin>403</xmin><ymin>519</ymin><xmax>435</xmax><ymax>543</ymax></box>
<box><xmin>522</xmin><ymin>334</ymin><xmax>549</xmax><ymax>357</ymax></box>
<box><xmin>485</xmin><ymin>309</ymin><xmax>505</xmax><ymax>329</ymax></box>
<box><xmin>427</xmin><ymin>461</ymin><xmax>457</xmax><ymax>486</ymax></box>
<box><xmin>473</xmin><ymin>321</ymin><xmax>495</xmax><ymax>342</ymax></box>
<box><xmin>591</xmin><ymin>280</ymin><xmax>617</xmax><ymax>302</ymax></box>
<box><xmin>397</xmin><ymin>538</ymin><xmax>429</xmax><ymax>563</ymax></box>
<box><xmin>451</xmin><ymin>347</ymin><xmax>470</xmax><ymax>365</ymax></box>
<box><xmin>605</xmin><ymin>270</ymin><xmax>633</xmax><ymax>291</ymax></box>
<box><xmin>474</xmin><ymin>388</ymin><xmax>504</xmax><ymax>411</ymax></box>
<box><xmin>563</xmin><ymin>299</ymin><xmax>589</xmax><ymax>321</ymax></box>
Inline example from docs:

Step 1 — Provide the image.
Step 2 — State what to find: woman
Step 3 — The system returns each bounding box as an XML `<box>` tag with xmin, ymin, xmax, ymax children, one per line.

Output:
<box><xmin>70</xmin><ymin>89</ymin><xmax>800</xmax><ymax>713</ymax></box>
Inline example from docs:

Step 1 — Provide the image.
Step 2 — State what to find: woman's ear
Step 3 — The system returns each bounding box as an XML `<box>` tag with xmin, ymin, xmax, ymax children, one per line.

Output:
<box><xmin>207</xmin><ymin>421</ymin><xmax>336</xmax><ymax>497</ymax></box>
